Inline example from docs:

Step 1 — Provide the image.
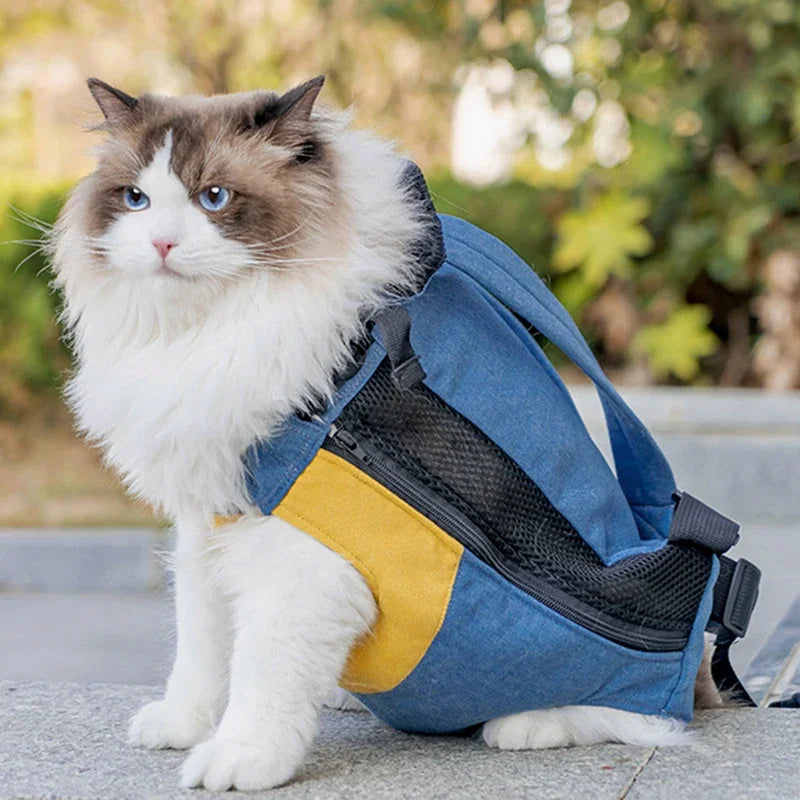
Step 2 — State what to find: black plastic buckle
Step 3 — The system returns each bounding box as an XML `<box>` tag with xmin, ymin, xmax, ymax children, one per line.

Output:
<box><xmin>723</xmin><ymin>558</ymin><xmax>761</xmax><ymax>638</ymax></box>
<box><xmin>391</xmin><ymin>355</ymin><xmax>426</xmax><ymax>391</ymax></box>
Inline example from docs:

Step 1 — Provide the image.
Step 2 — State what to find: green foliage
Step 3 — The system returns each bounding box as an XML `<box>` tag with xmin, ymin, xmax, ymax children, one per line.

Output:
<box><xmin>3</xmin><ymin>0</ymin><xmax>800</xmax><ymax>391</ymax></box>
<box><xmin>634</xmin><ymin>306</ymin><xmax>719</xmax><ymax>382</ymax></box>
<box><xmin>554</xmin><ymin>192</ymin><xmax>653</xmax><ymax>289</ymax></box>
<box><xmin>0</xmin><ymin>186</ymin><xmax>67</xmax><ymax>413</ymax></box>
<box><xmin>427</xmin><ymin>173</ymin><xmax>556</xmax><ymax>270</ymax></box>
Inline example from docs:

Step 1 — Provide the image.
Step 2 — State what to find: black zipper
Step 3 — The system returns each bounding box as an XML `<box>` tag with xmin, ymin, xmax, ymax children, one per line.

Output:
<box><xmin>325</xmin><ymin>424</ymin><xmax>688</xmax><ymax>653</ymax></box>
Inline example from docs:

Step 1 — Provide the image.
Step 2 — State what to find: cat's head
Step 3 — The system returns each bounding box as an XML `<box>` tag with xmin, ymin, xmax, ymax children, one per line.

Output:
<box><xmin>61</xmin><ymin>76</ymin><xmax>342</xmax><ymax>287</ymax></box>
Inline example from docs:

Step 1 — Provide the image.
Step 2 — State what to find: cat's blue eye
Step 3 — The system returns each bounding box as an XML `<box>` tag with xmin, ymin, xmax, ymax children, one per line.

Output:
<box><xmin>123</xmin><ymin>186</ymin><xmax>150</xmax><ymax>211</ymax></box>
<box><xmin>199</xmin><ymin>186</ymin><xmax>231</xmax><ymax>212</ymax></box>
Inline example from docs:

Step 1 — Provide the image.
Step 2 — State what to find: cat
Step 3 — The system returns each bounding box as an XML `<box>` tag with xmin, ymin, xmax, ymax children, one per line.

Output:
<box><xmin>52</xmin><ymin>76</ymin><xmax>699</xmax><ymax>791</ymax></box>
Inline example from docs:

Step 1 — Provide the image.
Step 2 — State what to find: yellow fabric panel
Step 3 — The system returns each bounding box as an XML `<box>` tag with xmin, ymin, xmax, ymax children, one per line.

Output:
<box><xmin>273</xmin><ymin>449</ymin><xmax>463</xmax><ymax>694</ymax></box>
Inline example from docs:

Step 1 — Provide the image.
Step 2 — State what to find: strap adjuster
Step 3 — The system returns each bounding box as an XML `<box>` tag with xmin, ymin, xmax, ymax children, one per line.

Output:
<box><xmin>391</xmin><ymin>355</ymin><xmax>426</xmax><ymax>391</ymax></box>
<box><xmin>374</xmin><ymin>306</ymin><xmax>427</xmax><ymax>391</ymax></box>
<box><xmin>669</xmin><ymin>491</ymin><xmax>740</xmax><ymax>553</ymax></box>
<box><xmin>722</xmin><ymin>558</ymin><xmax>760</xmax><ymax>638</ymax></box>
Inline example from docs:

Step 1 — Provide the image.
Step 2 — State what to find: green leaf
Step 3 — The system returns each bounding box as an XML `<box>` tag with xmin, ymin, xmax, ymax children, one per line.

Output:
<box><xmin>623</xmin><ymin>122</ymin><xmax>685</xmax><ymax>186</ymax></box>
<box><xmin>554</xmin><ymin>191</ymin><xmax>653</xmax><ymax>288</ymax></box>
<box><xmin>634</xmin><ymin>306</ymin><xmax>719</xmax><ymax>382</ymax></box>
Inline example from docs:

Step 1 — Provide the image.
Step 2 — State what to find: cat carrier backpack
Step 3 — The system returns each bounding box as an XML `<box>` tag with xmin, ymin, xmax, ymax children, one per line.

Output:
<box><xmin>240</xmin><ymin>164</ymin><xmax>763</xmax><ymax>732</ymax></box>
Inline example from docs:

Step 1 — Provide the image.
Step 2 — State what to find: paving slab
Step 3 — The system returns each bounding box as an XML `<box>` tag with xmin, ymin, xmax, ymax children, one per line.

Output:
<box><xmin>625</xmin><ymin>709</ymin><xmax>800</xmax><ymax>800</ymax></box>
<box><xmin>2</xmin><ymin>682</ymin><xmax>799</xmax><ymax>800</ymax></box>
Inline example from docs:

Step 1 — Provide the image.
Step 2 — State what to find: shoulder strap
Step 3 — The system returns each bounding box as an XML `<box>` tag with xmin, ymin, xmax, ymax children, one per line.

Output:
<box><xmin>440</xmin><ymin>214</ymin><xmax>675</xmax><ymax>538</ymax></box>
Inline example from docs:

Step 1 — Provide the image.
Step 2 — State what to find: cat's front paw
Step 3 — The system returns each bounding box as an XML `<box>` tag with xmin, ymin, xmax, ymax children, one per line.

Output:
<box><xmin>128</xmin><ymin>699</ymin><xmax>215</xmax><ymax>750</ymax></box>
<box><xmin>180</xmin><ymin>737</ymin><xmax>297</xmax><ymax>791</ymax></box>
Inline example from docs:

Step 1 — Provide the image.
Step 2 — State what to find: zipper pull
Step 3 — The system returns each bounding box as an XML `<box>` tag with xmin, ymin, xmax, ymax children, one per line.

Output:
<box><xmin>328</xmin><ymin>424</ymin><xmax>371</xmax><ymax>463</ymax></box>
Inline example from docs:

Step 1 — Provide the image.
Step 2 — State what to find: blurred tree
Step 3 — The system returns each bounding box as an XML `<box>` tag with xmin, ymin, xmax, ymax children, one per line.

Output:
<box><xmin>2</xmin><ymin>0</ymin><xmax>800</xmax><ymax>411</ymax></box>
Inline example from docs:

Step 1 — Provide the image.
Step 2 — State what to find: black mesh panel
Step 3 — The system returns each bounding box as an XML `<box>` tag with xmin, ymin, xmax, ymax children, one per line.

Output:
<box><xmin>329</xmin><ymin>360</ymin><xmax>711</xmax><ymax>637</ymax></box>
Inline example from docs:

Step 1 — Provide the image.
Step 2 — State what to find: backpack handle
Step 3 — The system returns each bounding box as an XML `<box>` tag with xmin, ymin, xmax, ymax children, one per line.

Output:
<box><xmin>441</xmin><ymin>215</ymin><xmax>676</xmax><ymax>538</ymax></box>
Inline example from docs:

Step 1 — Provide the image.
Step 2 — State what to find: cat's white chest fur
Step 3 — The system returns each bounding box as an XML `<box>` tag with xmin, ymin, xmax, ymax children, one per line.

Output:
<box><xmin>71</xmin><ymin>320</ymin><xmax>254</xmax><ymax>515</ymax></box>
<box><xmin>67</xmin><ymin>266</ymin><xmax>363</xmax><ymax>517</ymax></box>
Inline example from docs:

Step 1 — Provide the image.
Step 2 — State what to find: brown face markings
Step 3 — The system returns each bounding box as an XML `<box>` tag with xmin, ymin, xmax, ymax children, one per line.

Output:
<box><xmin>81</xmin><ymin>84</ymin><xmax>342</xmax><ymax>267</ymax></box>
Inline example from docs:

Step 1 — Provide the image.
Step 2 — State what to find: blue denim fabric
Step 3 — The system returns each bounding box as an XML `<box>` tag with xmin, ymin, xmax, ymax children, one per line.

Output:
<box><xmin>404</xmin><ymin>263</ymin><xmax>655</xmax><ymax>564</ymax></box>
<box><xmin>353</xmin><ymin>549</ymin><xmax>717</xmax><ymax>733</ymax></box>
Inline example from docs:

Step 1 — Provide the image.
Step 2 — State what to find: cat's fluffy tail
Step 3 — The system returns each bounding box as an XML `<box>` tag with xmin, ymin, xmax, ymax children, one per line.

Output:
<box><xmin>483</xmin><ymin>705</ymin><xmax>690</xmax><ymax>750</ymax></box>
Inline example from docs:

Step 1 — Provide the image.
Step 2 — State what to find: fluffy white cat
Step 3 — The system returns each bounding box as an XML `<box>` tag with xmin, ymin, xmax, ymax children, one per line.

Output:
<box><xmin>52</xmin><ymin>77</ymin><xmax>692</xmax><ymax>791</ymax></box>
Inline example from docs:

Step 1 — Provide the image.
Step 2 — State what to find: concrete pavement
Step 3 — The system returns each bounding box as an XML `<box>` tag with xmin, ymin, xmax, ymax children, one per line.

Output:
<box><xmin>2</xmin><ymin>681</ymin><xmax>799</xmax><ymax>800</ymax></box>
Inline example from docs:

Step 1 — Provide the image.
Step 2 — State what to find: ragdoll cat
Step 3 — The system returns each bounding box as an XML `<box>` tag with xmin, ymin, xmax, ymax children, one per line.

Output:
<box><xmin>52</xmin><ymin>77</ymin><xmax>708</xmax><ymax>791</ymax></box>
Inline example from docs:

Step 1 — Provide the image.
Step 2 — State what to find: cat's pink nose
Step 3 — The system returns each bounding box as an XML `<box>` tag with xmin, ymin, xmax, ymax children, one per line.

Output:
<box><xmin>152</xmin><ymin>239</ymin><xmax>177</xmax><ymax>259</ymax></box>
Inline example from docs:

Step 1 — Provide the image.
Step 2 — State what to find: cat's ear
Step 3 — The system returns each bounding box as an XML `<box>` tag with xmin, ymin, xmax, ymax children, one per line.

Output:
<box><xmin>252</xmin><ymin>76</ymin><xmax>325</xmax><ymax>149</ymax></box>
<box><xmin>87</xmin><ymin>78</ymin><xmax>138</xmax><ymax>123</ymax></box>
<box><xmin>272</xmin><ymin>75</ymin><xmax>325</xmax><ymax>124</ymax></box>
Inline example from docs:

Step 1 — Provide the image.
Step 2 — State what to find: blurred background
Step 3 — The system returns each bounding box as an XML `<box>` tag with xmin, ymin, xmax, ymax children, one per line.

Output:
<box><xmin>3</xmin><ymin>0</ymin><xmax>800</xmax><ymax>527</ymax></box>
<box><xmin>0</xmin><ymin>1</ymin><xmax>798</xmax><ymax>701</ymax></box>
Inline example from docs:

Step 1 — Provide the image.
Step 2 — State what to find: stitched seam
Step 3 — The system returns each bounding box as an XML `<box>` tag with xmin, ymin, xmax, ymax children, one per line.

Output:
<box><xmin>365</xmin><ymin>548</ymin><xmax>463</xmax><ymax>694</ymax></box>
<box><xmin>630</xmin><ymin>507</ymin><xmax>664</xmax><ymax>539</ymax></box>
<box><xmin>660</xmin><ymin>642</ymin><xmax>691</xmax><ymax>717</ymax></box>
<box><xmin>343</xmin><ymin>555</ymin><xmax>461</xmax><ymax>695</ymax></box>
<box><xmin>473</xmin><ymin>553</ymin><xmax>679</xmax><ymax>662</ymax></box>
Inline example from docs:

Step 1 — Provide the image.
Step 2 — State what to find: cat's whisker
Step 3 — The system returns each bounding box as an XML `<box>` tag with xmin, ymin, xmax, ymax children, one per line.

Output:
<box><xmin>233</xmin><ymin>252</ymin><xmax>348</xmax><ymax>266</ymax></box>
<box><xmin>8</xmin><ymin>204</ymin><xmax>54</xmax><ymax>225</ymax></box>
<box><xmin>1</xmin><ymin>238</ymin><xmax>47</xmax><ymax>247</ymax></box>
<box><xmin>227</xmin><ymin>233</ymin><xmax>311</xmax><ymax>255</ymax></box>
<box><xmin>7</xmin><ymin>207</ymin><xmax>54</xmax><ymax>235</ymax></box>
<box><xmin>238</xmin><ymin>239</ymin><xmax>302</xmax><ymax>254</ymax></box>
<box><xmin>13</xmin><ymin>247</ymin><xmax>47</xmax><ymax>273</ymax></box>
